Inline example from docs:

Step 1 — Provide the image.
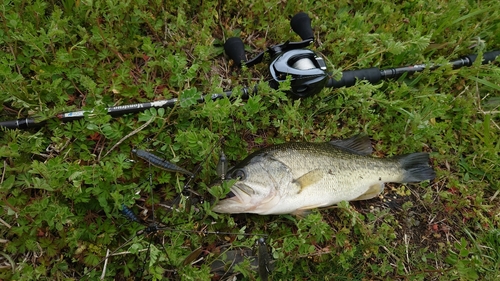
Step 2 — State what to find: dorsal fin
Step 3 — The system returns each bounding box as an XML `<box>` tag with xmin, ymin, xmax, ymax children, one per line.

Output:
<box><xmin>328</xmin><ymin>135</ymin><xmax>373</xmax><ymax>155</ymax></box>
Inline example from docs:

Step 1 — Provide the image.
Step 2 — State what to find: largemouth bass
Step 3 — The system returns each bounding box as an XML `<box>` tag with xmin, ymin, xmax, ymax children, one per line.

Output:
<box><xmin>212</xmin><ymin>135</ymin><xmax>435</xmax><ymax>215</ymax></box>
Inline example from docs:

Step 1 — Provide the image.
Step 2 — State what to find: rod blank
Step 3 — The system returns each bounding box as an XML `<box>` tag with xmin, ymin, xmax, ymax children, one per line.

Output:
<box><xmin>0</xmin><ymin>89</ymin><xmax>249</xmax><ymax>129</ymax></box>
<box><xmin>326</xmin><ymin>50</ymin><xmax>500</xmax><ymax>89</ymax></box>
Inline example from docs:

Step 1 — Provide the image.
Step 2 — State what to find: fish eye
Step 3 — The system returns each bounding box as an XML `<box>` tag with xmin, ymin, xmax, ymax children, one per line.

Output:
<box><xmin>233</xmin><ymin>169</ymin><xmax>246</xmax><ymax>180</ymax></box>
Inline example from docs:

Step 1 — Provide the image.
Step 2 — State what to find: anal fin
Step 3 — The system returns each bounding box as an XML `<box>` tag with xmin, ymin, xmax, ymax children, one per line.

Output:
<box><xmin>353</xmin><ymin>183</ymin><xmax>384</xmax><ymax>201</ymax></box>
<box><xmin>291</xmin><ymin>209</ymin><xmax>312</xmax><ymax>218</ymax></box>
<box><xmin>292</xmin><ymin>204</ymin><xmax>324</xmax><ymax>217</ymax></box>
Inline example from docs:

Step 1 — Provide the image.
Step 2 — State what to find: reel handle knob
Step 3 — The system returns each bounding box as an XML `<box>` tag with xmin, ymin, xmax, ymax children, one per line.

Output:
<box><xmin>290</xmin><ymin>12</ymin><xmax>314</xmax><ymax>40</ymax></box>
<box><xmin>224</xmin><ymin>37</ymin><xmax>246</xmax><ymax>66</ymax></box>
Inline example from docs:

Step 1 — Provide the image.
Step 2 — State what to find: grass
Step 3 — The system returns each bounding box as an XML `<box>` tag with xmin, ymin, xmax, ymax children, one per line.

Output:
<box><xmin>1</xmin><ymin>0</ymin><xmax>499</xmax><ymax>280</ymax></box>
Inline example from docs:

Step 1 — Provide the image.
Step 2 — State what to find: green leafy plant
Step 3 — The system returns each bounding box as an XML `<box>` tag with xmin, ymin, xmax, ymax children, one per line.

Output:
<box><xmin>1</xmin><ymin>0</ymin><xmax>499</xmax><ymax>280</ymax></box>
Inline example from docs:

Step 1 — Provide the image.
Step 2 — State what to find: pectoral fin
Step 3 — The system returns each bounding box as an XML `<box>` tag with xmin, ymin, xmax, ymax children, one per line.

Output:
<box><xmin>353</xmin><ymin>183</ymin><xmax>384</xmax><ymax>201</ymax></box>
<box><xmin>293</xmin><ymin>169</ymin><xmax>323</xmax><ymax>193</ymax></box>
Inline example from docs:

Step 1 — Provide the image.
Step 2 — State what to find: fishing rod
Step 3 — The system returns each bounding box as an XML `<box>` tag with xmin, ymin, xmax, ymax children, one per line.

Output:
<box><xmin>0</xmin><ymin>90</ymin><xmax>247</xmax><ymax>129</ymax></box>
<box><xmin>1</xmin><ymin>12</ymin><xmax>499</xmax><ymax>130</ymax></box>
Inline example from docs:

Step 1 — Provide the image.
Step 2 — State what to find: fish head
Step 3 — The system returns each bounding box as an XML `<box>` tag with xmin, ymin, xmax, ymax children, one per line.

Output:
<box><xmin>212</xmin><ymin>154</ymin><xmax>290</xmax><ymax>214</ymax></box>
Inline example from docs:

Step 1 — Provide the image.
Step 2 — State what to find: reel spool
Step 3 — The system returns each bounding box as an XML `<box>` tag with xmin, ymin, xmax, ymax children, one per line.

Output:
<box><xmin>224</xmin><ymin>12</ymin><xmax>329</xmax><ymax>98</ymax></box>
<box><xmin>268</xmin><ymin>49</ymin><xmax>328</xmax><ymax>98</ymax></box>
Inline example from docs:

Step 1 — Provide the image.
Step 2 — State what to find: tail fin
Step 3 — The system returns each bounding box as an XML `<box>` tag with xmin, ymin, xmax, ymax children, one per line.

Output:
<box><xmin>395</xmin><ymin>153</ymin><xmax>436</xmax><ymax>182</ymax></box>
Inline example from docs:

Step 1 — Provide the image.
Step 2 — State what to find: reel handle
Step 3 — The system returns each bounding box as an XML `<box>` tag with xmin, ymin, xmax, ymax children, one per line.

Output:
<box><xmin>290</xmin><ymin>12</ymin><xmax>314</xmax><ymax>40</ymax></box>
<box><xmin>224</xmin><ymin>37</ymin><xmax>246</xmax><ymax>66</ymax></box>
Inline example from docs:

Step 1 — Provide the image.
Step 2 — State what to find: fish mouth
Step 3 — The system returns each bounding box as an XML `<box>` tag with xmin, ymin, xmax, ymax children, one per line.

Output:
<box><xmin>212</xmin><ymin>182</ymin><xmax>254</xmax><ymax>213</ymax></box>
<box><xmin>223</xmin><ymin>190</ymin><xmax>236</xmax><ymax>199</ymax></box>
<box><xmin>223</xmin><ymin>182</ymin><xmax>251</xmax><ymax>203</ymax></box>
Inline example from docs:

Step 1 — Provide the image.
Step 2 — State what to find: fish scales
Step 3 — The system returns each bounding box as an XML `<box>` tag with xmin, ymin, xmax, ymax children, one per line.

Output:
<box><xmin>252</xmin><ymin>143</ymin><xmax>402</xmax><ymax>207</ymax></box>
<box><xmin>213</xmin><ymin>136</ymin><xmax>435</xmax><ymax>215</ymax></box>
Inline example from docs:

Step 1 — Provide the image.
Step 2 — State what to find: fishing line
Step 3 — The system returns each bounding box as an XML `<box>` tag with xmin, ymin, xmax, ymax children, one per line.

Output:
<box><xmin>292</xmin><ymin>58</ymin><xmax>317</xmax><ymax>70</ymax></box>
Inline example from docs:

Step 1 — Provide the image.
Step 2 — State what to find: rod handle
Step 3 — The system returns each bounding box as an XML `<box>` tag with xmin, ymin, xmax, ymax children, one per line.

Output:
<box><xmin>463</xmin><ymin>50</ymin><xmax>500</xmax><ymax>66</ymax></box>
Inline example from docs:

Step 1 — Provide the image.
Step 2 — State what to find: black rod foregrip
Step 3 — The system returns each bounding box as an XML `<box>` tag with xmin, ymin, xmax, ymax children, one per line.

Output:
<box><xmin>459</xmin><ymin>50</ymin><xmax>500</xmax><ymax>67</ymax></box>
<box><xmin>325</xmin><ymin>67</ymin><xmax>383</xmax><ymax>88</ymax></box>
<box><xmin>290</xmin><ymin>12</ymin><xmax>314</xmax><ymax>41</ymax></box>
<box><xmin>326</xmin><ymin>50</ymin><xmax>500</xmax><ymax>89</ymax></box>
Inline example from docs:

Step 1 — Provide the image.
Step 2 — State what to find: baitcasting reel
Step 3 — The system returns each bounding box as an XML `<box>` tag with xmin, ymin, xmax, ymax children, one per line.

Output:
<box><xmin>224</xmin><ymin>12</ymin><xmax>500</xmax><ymax>100</ymax></box>
<box><xmin>224</xmin><ymin>12</ymin><xmax>329</xmax><ymax>98</ymax></box>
